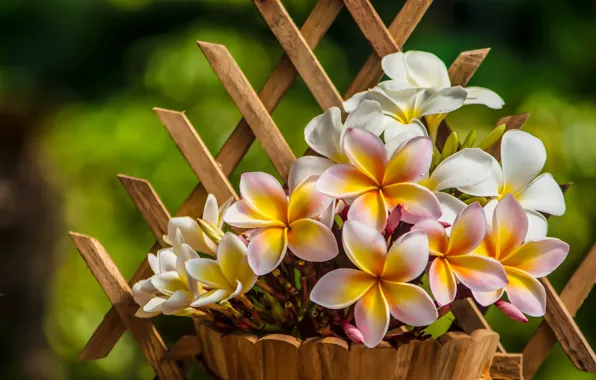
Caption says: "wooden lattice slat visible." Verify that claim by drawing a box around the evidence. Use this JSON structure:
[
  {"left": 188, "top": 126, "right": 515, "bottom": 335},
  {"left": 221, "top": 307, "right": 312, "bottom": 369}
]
[{"left": 69, "top": 1, "right": 595, "bottom": 378}]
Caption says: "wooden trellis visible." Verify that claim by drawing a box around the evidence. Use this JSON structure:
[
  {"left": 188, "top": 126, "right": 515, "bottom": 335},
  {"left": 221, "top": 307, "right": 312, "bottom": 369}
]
[{"left": 69, "top": 1, "right": 596, "bottom": 379}]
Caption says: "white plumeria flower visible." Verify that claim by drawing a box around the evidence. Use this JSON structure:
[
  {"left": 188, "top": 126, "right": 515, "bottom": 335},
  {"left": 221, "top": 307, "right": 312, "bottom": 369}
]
[
  {"left": 344, "top": 80, "right": 467, "bottom": 146},
  {"left": 134, "top": 230, "right": 203, "bottom": 317},
  {"left": 458, "top": 129, "right": 565, "bottom": 226},
  {"left": 305, "top": 100, "right": 384, "bottom": 164},
  {"left": 164, "top": 194, "right": 231, "bottom": 256},
  {"left": 186, "top": 232, "right": 257, "bottom": 307}
]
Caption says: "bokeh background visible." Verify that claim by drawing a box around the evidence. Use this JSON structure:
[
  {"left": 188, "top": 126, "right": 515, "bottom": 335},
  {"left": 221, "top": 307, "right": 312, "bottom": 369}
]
[{"left": 1, "top": 0, "right": 595, "bottom": 378}]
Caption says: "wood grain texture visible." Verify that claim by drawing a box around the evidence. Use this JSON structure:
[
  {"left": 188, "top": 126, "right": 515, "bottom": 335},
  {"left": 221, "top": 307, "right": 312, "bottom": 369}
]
[
  {"left": 69, "top": 233, "right": 184, "bottom": 379},
  {"left": 349, "top": 341, "right": 399, "bottom": 379},
  {"left": 300, "top": 337, "right": 349, "bottom": 380},
  {"left": 196, "top": 319, "right": 229, "bottom": 379},
  {"left": 488, "top": 113, "right": 531, "bottom": 161},
  {"left": 257, "top": 334, "right": 302, "bottom": 380},
  {"left": 538, "top": 277, "right": 596, "bottom": 372},
  {"left": 344, "top": 0, "right": 433, "bottom": 98},
  {"left": 253, "top": 0, "right": 343, "bottom": 111},
  {"left": 153, "top": 108, "right": 239, "bottom": 202},
  {"left": 490, "top": 353, "right": 523, "bottom": 379},
  {"left": 221, "top": 332, "right": 259, "bottom": 380},
  {"left": 166, "top": 335, "right": 201, "bottom": 360},
  {"left": 436, "top": 330, "right": 499, "bottom": 380},
  {"left": 450, "top": 298, "right": 506, "bottom": 353},
  {"left": 197, "top": 41, "right": 296, "bottom": 180},
  {"left": 342, "top": 0, "right": 399, "bottom": 58},
  {"left": 523, "top": 244, "right": 596, "bottom": 378}
]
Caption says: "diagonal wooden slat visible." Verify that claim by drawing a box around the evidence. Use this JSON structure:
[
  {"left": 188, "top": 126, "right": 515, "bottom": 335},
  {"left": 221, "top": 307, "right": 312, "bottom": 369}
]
[
  {"left": 197, "top": 41, "right": 297, "bottom": 181},
  {"left": 490, "top": 353, "right": 523, "bottom": 380},
  {"left": 70, "top": 233, "right": 185, "bottom": 379},
  {"left": 253, "top": 0, "right": 344, "bottom": 111},
  {"left": 342, "top": 0, "right": 399, "bottom": 57},
  {"left": 450, "top": 299, "right": 507, "bottom": 353},
  {"left": 344, "top": 0, "right": 433, "bottom": 98},
  {"left": 153, "top": 108, "right": 239, "bottom": 202},
  {"left": 523, "top": 243, "right": 596, "bottom": 378}
]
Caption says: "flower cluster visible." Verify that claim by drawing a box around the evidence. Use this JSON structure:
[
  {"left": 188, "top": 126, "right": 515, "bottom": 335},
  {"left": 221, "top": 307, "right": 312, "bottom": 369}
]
[{"left": 132, "top": 50, "right": 569, "bottom": 348}]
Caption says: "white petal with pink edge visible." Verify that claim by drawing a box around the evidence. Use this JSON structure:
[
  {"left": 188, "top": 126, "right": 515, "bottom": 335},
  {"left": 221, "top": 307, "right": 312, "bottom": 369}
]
[
  {"left": 501, "top": 238, "right": 569, "bottom": 278},
  {"left": 355, "top": 283, "right": 390, "bottom": 348},
  {"left": 247, "top": 227, "right": 288, "bottom": 276},
  {"left": 316, "top": 164, "right": 377, "bottom": 198},
  {"left": 240, "top": 172, "right": 288, "bottom": 223},
  {"left": 429, "top": 258, "right": 457, "bottom": 306},
  {"left": 342, "top": 220, "right": 387, "bottom": 276},
  {"left": 342, "top": 128, "right": 387, "bottom": 183},
  {"left": 447, "top": 202, "right": 486, "bottom": 256},
  {"left": 504, "top": 266, "right": 546, "bottom": 317},
  {"left": 384, "top": 136, "right": 433, "bottom": 185},
  {"left": 492, "top": 194, "right": 528, "bottom": 259},
  {"left": 347, "top": 190, "right": 388, "bottom": 232},
  {"left": 287, "top": 219, "right": 338, "bottom": 262},
  {"left": 472, "top": 288, "right": 504, "bottom": 307},
  {"left": 434, "top": 192, "right": 466, "bottom": 235},
  {"left": 310, "top": 268, "right": 376, "bottom": 309},
  {"left": 383, "top": 183, "right": 441, "bottom": 224},
  {"left": 381, "top": 281, "right": 438, "bottom": 326},
  {"left": 224, "top": 200, "right": 285, "bottom": 228},
  {"left": 383, "top": 230, "right": 429, "bottom": 282},
  {"left": 411, "top": 219, "right": 449, "bottom": 254},
  {"left": 449, "top": 254, "right": 508, "bottom": 292},
  {"left": 288, "top": 176, "right": 333, "bottom": 222}
]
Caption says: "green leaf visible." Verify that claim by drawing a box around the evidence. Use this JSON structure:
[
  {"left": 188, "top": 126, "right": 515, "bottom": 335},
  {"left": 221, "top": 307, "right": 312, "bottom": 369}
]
[
  {"left": 478, "top": 124, "right": 506, "bottom": 151},
  {"left": 464, "top": 196, "right": 488, "bottom": 206},
  {"left": 441, "top": 131, "right": 459, "bottom": 161},
  {"left": 462, "top": 129, "right": 477, "bottom": 148}
]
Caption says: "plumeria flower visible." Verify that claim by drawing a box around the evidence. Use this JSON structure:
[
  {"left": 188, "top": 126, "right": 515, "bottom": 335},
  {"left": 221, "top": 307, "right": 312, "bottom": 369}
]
[
  {"left": 412, "top": 202, "right": 508, "bottom": 306},
  {"left": 134, "top": 230, "right": 203, "bottom": 317},
  {"left": 344, "top": 80, "right": 467, "bottom": 146},
  {"left": 471, "top": 195, "right": 569, "bottom": 317},
  {"left": 316, "top": 128, "right": 441, "bottom": 231},
  {"left": 378, "top": 50, "right": 504, "bottom": 142},
  {"left": 186, "top": 232, "right": 257, "bottom": 307},
  {"left": 459, "top": 129, "right": 566, "bottom": 227},
  {"left": 311, "top": 220, "right": 438, "bottom": 348},
  {"left": 164, "top": 194, "right": 232, "bottom": 256},
  {"left": 305, "top": 100, "right": 384, "bottom": 163},
  {"left": 224, "top": 172, "right": 338, "bottom": 275}
]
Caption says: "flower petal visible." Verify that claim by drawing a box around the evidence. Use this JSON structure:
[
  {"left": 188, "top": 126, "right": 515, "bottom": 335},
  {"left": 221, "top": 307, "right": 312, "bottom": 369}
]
[
  {"left": 411, "top": 219, "right": 448, "bottom": 255},
  {"left": 403, "top": 51, "right": 451, "bottom": 88},
  {"left": 343, "top": 128, "right": 387, "bottom": 183},
  {"left": 383, "top": 118, "right": 427, "bottom": 142},
  {"left": 525, "top": 209, "right": 548, "bottom": 241},
  {"left": 344, "top": 99, "right": 386, "bottom": 137},
  {"left": 516, "top": 173, "right": 566, "bottom": 216},
  {"left": 203, "top": 194, "right": 219, "bottom": 226},
  {"left": 348, "top": 190, "right": 388, "bottom": 231},
  {"left": 447, "top": 202, "right": 486, "bottom": 256},
  {"left": 491, "top": 194, "right": 528, "bottom": 260},
  {"left": 191, "top": 288, "right": 232, "bottom": 308},
  {"left": 434, "top": 192, "right": 466, "bottom": 235},
  {"left": 240, "top": 172, "right": 288, "bottom": 224},
  {"left": 381, "top": 51, "right": 407, "bottom": 82},
  {"left": 288, "top": 176, "right": 333, "bottom": 222},
  {"left": 167, "top": 217, "right": 214, "bottom": 255},
  {"left": 384, "top": 136, "right": 433, "bottom": 185},
  {"left": 448, "top": 255, "right": 508, "bottom": 292},
  {"left": 161, "top": 289, "right": 193, "bottom": 315},
  {"left": 247, "top": 227, "right": 288, "bottom": 276},
  {"left": 457, "top": 156, "right": 503, "bottom": 197},
  {"left": 343, "top": 90, "right": 367, "bottom": 113},
  {"left": 143, "top": 297, "right": 166, "bottom": 313},
  {"left": 304, "top": 107, "right": 345, "bottom": 162},
  {"left": 501, "top": 238, "right": 569, "bottom": 278},
  {"left": 472, "top": 288, "right": 504, "bottom": 307},
  {"left": 383, "top": 183, "right": 441, "bottom": 224},
  {"left": 426, "top": 148, "right": 493, "bottom": 191},
  {"left": 501, "top": 130, "right": 546, "bottom": 193},
  {"left": 417, "top": 87, "right": 467, "bottom": 117},
  {"left": 504, "top": 267, "right": 546, "bottom": 317},
  {"left": 355, "top": 283, "right": 390, "bottom": 348},
  {"left": 148, "top": 253, "right": 160, "bottom": 274},
  {"left": 156, "top": 248, "right": 177, "bottom": 273},
  {"left": 150, "top": 271, "right": 185, "bottom": 296},
  {"left": 316, "top": 164, "right": 377, "bottom": 198},
  {"left": 385, "top": 130, "right": 427, "bottom": 159},
  {"left": 463, "top": 87, "right": 504, "bottom": 109},
  {"left": 382, "top": 230, "right": 429, "bottom": 282},
  {"left": 287, "top": 219, "right": 339, "bottom": 262},
  {"left": 310, "top": 268, "right": 376, "bottom": 309},
  {"left": 368, "top": 84, "right": 421, "bottom": 122},
  {"left": 223, "top": 200, "right": 285, "bottom": 229},
  {"left": 342, "top": 220, "right": 387, "bottom": 276},
  {"left": 217, "top": 233, "right": 257, "bottom": 293},
  {"left": 132, "top": 279, "right": 155, "bottom": 306},
  {"left": 429, "top": 258, "right": 457, "bottom": 306},
  {"left": 288, "top": 156, "right": 334, "bottom": 193},
  {"left": 185, "top": 259, "right": 230, "bottom": 289},
  {"left": 381, "top": 281, "right": 438, "bottom": 326}
]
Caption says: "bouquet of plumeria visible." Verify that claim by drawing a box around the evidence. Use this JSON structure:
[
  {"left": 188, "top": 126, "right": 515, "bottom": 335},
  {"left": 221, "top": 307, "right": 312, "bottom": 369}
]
[{"left": 132, "top": 51, "right": 568, "bottom": 348}]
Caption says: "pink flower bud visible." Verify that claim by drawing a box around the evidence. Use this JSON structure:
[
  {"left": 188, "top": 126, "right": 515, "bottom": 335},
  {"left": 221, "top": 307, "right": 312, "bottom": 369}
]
[
  {"left": 386, "top": 205, "right": 403, "bottom": 236},
  {"left": 439, "top": 221, "right": 452, "bottom": 228},
  {"left": 340, "top": 321, "right": 364, "bottom": 344},
  {"left": 437, "top": 304, "right": 452, "bottom": 318},
  {"left": 495, "top": 300, "right": 528, "bottom": 322}
]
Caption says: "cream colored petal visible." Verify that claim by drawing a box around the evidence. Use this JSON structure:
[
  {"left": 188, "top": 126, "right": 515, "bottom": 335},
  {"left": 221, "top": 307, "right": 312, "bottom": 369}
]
[
  {"left": 240, "top": 172, "right": 288, "bottom": 224},
  {"left": 342, "top": 220, "right": 387, "bottom": 276}
]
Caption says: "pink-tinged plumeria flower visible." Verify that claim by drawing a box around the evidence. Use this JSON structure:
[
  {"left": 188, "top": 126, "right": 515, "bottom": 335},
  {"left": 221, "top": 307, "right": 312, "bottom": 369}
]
[
  {"left": 412, "top": 202, "right": 508, "bottom": 306},
  {"left": 316, "top": 128, "right": 441, "bottom": 231},
  {"left": 164, "top": 194, "right": 232, "bottom": 256},
  {"left": 224, "top": 172, "right": 339, "bottom": 275},
  {"left": 310, "top": 220, "right": 438, "bottom": 348},
  {"left": 471, "top": 195, "right": 569, "bottom": 317},
  {"left": 459, "top": 130, "right": 565, "bottom": 219},
  {"left": 186, "top": 232, "right": 257, "bottom": 307}
]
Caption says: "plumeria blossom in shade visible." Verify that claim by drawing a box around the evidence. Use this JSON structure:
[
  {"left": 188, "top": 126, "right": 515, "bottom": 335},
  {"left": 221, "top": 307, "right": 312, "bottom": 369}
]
[
  {"left": 471, "top": 195, "right": 569, "bottom": 317},
  {"left": 163, "top": 194, "right": 232, "bottom": 256},
  {"left": 316, "top": 128, "right": 441, "bottom": 231},
  {"left": 459, "top": 129, "right": 565, "bottom": 227},
  {"left": 344, "top": 80, "right": 467, "bottom": 147},
  {"left": 134, "top": 230, "right": 203, "bottom": 317},
  {"left": 378, "top": 50, "right": 504, "bottom": 142},
  {"left": 310, "top": 221, "right": 438, "bottom": 348},
  {"left": 224, "top": 172, "right": 338, "bottom": 275},
  {"left": 412, "top": 202, "right": 508, "bottom": 306},
  {"left": 305, "top": 100, "right": 385, "bottom": 163},
  {"left": 186, "top": 232, "right": 257, "bottom": 307}
]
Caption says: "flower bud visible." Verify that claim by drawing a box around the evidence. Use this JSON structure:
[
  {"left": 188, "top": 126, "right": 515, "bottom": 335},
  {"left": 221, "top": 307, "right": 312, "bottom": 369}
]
[
  {"left": 196, "top": 218, "right": 224, "bottom": 245},
  {"left": 340, "top": 321, "right": 364, "bottom": 344},
  {"left": 495, "top": 299, "right": 528, "bottom": 322}
]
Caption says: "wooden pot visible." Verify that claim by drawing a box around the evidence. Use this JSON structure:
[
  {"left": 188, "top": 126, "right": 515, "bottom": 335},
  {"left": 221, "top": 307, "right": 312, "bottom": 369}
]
[{"left": 194, "top": 319, "right": 500, "bottom": 380}]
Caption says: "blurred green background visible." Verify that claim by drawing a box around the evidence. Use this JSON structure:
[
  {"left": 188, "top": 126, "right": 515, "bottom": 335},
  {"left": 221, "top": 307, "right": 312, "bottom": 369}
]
[{"left": 1, "top": 0, "right": 595, "bottom": 378}]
